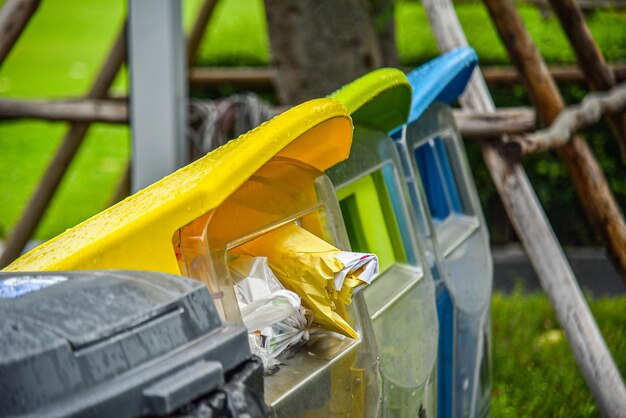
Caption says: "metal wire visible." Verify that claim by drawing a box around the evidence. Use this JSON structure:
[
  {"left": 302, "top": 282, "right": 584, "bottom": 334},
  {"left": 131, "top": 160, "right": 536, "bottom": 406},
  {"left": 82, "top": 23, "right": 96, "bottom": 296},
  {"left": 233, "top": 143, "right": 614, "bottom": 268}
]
[{"left": 187, "top": 93, "right": 275, "bottom": 158}]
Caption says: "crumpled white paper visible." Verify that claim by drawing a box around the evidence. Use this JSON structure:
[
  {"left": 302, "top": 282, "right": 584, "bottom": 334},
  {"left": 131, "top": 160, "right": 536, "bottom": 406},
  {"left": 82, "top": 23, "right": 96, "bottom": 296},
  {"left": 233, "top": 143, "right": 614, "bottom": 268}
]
[
  {"left": 229, "top": 255, "right": 312, "bottom": 369},
  {"left": 333, "top": 251, "right": 379, "bottom": 292}
]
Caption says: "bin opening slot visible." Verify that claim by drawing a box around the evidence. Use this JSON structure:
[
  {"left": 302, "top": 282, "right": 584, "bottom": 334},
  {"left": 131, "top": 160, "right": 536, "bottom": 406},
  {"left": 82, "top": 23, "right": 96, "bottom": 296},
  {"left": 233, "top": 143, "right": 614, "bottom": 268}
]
[
  {"left": 414, "top": 135, "right": 466, "bottom": 222},
  {"left": 171, "top": 158, "right": 373, "bottom": 338},
  {"left": 228, "top": 221, "right": 377, "bottom": 340},
  {"left": 336, "top": 170, "right": 407, "bottom": 274},
  {"left": 172, "top": 159, "right": 334, "bottom": 321},
  {"left": 413, "top": 133, "right": 480, "bottom": 255}
]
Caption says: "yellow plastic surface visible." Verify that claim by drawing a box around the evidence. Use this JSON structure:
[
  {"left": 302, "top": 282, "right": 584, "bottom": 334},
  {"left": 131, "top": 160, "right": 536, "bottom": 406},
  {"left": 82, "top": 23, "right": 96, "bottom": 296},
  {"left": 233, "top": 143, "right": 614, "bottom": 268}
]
[
  {"left": 5, "top": 98, "right": 353, "bottom": 273},
  {"left": 231, "top": 223, "right": 368, "bottom": 339}
]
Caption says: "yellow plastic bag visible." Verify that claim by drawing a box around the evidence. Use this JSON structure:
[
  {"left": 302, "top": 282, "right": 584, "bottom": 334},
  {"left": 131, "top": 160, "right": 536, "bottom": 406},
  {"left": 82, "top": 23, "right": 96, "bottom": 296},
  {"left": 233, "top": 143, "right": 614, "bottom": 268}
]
[{"left": 231, "top": 223, "right": 376, "bottom": 339}]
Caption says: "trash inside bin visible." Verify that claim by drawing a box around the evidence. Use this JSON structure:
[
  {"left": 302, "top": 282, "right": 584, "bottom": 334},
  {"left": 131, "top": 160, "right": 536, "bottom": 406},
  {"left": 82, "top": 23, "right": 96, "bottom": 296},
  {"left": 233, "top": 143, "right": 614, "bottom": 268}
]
[
  {"left": 232, "top": 223, "right": 378, "bottom": 339},
  {"left": 0, "top": 270, "right": 266, "bottom": 418},
  {"left": 4, "top": 99, "right": 383, "bottom": 417},
  {"left": 173, "top": 153, "right": 382, "bottom": 416},
  {"left": 329, "top": 68, "right": 439, "bottom": 418},
  {"left": 391, "top": 47, "right": 493, "bottom": 418},
  {"left": 229, "top": 255, "right": 312, "bottom": 369}
]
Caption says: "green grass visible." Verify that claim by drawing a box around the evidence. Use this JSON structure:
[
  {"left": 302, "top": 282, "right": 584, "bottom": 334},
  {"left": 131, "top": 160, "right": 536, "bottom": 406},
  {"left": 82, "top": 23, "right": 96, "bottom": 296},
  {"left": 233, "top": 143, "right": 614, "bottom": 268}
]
[
  {"left": 491, "top": 289, "right": 626, "bottom": 417},
  {"left": 0, "top": 0, "right": 202, "bottom": 239},
  {"left": 0, "top": 0, "right": 129, "bottom": 239},
  {"left": 441, "top": 3, "right": 625, "bottom": 65},
  {"left": 197, "top": 0, "right": 269, "bottom": 66},
  {"left": 193, "top": 2, "right": 626, "bottom": 67}
]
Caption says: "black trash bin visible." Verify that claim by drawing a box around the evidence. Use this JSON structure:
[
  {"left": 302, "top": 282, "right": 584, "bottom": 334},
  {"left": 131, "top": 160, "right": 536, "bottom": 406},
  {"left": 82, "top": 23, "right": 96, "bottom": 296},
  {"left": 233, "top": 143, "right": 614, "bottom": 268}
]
[{"left": 0, "top": 270, "right": 267, "bottom": 418}]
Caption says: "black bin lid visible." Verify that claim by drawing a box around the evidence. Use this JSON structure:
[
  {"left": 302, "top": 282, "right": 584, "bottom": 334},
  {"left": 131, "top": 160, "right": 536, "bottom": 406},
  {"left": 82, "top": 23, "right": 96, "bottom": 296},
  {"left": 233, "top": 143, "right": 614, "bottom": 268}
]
[{"left": 0, "top": 270, "right": 250, "bottom": 418}]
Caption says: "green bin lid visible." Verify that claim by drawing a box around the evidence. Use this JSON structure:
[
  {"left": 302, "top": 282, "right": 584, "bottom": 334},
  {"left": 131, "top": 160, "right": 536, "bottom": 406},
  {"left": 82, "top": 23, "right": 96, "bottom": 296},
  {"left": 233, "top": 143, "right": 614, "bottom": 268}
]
[{"left": 329, "top": 68, "right": 412, "bottom": 132}]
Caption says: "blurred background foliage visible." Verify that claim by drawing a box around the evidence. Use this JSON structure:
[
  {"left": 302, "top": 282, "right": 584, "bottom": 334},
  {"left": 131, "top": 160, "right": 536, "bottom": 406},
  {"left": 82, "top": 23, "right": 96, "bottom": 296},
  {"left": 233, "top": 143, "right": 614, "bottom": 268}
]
[{"left": 1, "top": 0, "right": 625, "bottom": 245}]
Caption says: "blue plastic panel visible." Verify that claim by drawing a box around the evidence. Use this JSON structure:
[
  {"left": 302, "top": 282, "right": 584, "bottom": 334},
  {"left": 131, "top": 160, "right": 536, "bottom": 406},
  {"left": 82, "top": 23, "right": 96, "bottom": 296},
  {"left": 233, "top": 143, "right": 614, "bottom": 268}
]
[
  {"left": 392, "top": 47, "right": 493, "bottom": 418},
  {"left": 415, "top": 139, "right": 464, "bottom": 221}
]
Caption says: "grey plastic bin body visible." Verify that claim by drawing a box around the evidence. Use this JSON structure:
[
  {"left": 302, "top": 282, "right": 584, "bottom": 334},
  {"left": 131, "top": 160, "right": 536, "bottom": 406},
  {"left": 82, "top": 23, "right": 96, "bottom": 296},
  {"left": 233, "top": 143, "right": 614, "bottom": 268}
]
[
  {"left": 328, "top": 126, "right": 438, "bottom": 418},
  {"left": 0, "top": 270, "right": 266, "bottom": 418},
  {"left": 393, "top": 46, "right": 493, "bottom": 418}
]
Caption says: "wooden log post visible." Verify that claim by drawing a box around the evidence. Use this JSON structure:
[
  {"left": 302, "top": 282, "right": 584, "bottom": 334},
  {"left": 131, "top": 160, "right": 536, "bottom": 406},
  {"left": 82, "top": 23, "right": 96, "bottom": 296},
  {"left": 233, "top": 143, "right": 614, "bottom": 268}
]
[
  {"left": 5, "top": 85, "right": 622, "bottom": 154},
  {"left": 184, "top": 64, "right": 626, "bottom": 90},
  {"left": 483, "top": 0, "right": 626, "bottom": 282},
  {"left": 548, "top": 0, "right": 626, "bottom": 158},
  {"left": 482, "top": 64, "right": 626, "bottom": 87},
  {"left": 188, "top": 67, "right": 276, "bottom": 89},
  {"left": 0, "top": 23, "right": 127, "bottom": 268},
  {"left": 422, "top": 0, "right": 626, "bottom": 416},
  {"left": 0, "top": 98, "right": 129, "bottom": 124},
  {"left": 454, "top": 107, "right": 536, "bottom": 138},
  {"left": 0, "top": 95, "right": 538, "bottom": 140},
  {"left": 0, "top": 0, "right": 41, "bottom": 64}
]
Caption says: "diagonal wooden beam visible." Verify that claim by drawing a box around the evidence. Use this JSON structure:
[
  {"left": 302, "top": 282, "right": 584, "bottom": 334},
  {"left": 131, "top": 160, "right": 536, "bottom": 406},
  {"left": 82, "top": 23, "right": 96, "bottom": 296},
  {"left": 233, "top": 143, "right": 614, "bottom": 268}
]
[
  {"left": 2, "top": 0, "right": 218, "bottom": 263},
  {"left": 548, "top": 0, "right": 626, "bottom": 158},
  {"left": 484, "top": 0, "right": 626, "bottom": 282},
  {"left": 423, "top": 0, "right": 626, "bottom": 416},
  {"left": 0, "top": 22, "right": 127, "bottom": 268},
  {"left": 187, "top": 0, "right": 219, "bottom": 67},
  {"left": 0, "top": 0, "right": 41, "bottom": 65}
]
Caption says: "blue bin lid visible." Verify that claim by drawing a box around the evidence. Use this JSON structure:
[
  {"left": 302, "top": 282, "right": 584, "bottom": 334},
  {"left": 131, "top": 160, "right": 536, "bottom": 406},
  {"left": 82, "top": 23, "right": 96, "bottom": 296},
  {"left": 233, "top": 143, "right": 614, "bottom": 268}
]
[{"left": 391, "top": 47, "right": 477, "bottom": 135}]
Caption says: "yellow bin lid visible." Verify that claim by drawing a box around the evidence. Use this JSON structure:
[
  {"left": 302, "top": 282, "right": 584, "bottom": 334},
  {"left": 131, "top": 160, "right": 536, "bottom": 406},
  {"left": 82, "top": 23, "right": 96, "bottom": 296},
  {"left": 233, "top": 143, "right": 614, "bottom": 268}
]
[{"left": 5, "top": 98, "right": 353, "bottom": 274}]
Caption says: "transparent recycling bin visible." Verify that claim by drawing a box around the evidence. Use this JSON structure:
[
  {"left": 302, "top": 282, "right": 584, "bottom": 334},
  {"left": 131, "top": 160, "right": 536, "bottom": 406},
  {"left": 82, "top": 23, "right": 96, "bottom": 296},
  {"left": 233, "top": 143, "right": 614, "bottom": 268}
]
[
  {"left": 171, "top": 155, "right": 383, "bottom": 416},
  {"left": 328, "top": 69, "right": 439, "bottom": 418},
  {"left": 0, "top": 270, "right": 265, "bottom": 418},
  {"left": 5, "top": 99, "right": 382, "bottom": 417},
  {"left": 392, "top": 47, "right": 493, "bottom": 418}
]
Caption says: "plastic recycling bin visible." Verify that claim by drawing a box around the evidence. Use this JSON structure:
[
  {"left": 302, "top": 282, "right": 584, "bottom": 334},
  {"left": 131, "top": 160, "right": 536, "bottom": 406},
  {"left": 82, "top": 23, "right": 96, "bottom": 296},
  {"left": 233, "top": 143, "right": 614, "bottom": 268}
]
[
  {"left": 391, "top": 47, "right": 493, "bottom": 418},
  {"left": 327, "top": 69, "right": 439, "bottom": 418},
  {"left": 4, "top": 99, "right": 383, "bottom": 417},
  {"left": 0, "top": 270, "right": 265, "bottom": 418}
]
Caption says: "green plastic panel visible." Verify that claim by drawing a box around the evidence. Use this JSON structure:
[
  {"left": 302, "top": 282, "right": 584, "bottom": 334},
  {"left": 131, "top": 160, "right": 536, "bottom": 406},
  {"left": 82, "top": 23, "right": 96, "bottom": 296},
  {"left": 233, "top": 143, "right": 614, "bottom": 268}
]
[
  {"left": 329, "top": 68, "right": 412, "bottom": 133},
  {"left": 336, "top": 171, "right": 407, "bottom": 273}
]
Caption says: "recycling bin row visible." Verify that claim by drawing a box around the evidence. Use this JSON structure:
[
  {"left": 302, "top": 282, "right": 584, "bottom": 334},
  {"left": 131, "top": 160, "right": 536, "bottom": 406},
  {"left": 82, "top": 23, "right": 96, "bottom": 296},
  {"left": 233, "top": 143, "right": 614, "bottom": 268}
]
[{"left": 1, "top": 47, "right": 492, "bottom": 418}]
